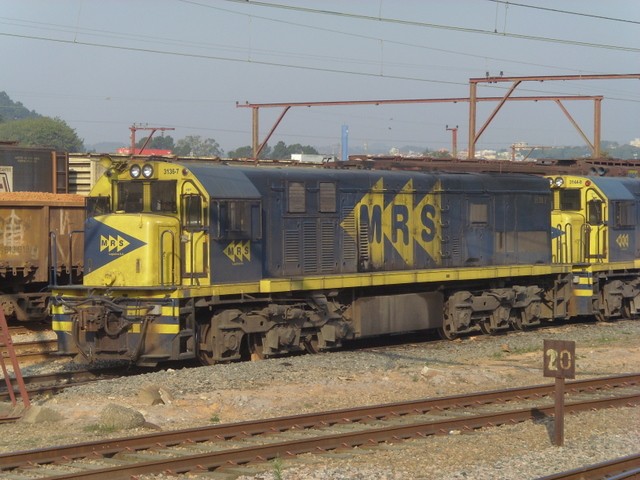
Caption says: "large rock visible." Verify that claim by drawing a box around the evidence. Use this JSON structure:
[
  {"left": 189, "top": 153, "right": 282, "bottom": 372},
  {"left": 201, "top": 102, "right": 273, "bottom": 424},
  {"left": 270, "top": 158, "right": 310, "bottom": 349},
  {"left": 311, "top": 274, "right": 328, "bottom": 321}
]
[
  {"left": 99, "top": 404, "right": 146, "bottom": 430},
  {"left": 138, "top": 384, "right": 174, "bottom": 406},
  {"left": 21, "top": 406, "right": 63, "bottom": 424}
]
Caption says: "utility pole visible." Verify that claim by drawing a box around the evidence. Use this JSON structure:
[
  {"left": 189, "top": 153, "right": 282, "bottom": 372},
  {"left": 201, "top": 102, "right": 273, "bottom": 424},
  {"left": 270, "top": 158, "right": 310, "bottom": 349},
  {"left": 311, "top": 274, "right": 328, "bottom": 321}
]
[
  {"left": 129, "top": 124, "right": 175, "bottom": 154},
  {"left": 446, "top": 125, "right": 458, "bottom": 158}
]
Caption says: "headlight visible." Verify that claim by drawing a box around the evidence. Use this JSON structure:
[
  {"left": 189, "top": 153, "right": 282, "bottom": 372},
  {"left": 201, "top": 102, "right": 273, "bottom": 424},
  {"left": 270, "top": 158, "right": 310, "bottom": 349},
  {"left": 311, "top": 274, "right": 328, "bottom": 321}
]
[
  {"left": 142, "top": 163, "right": 154, "bottom": 178},
  {"left": 554, "top": 177, "right": 564, "bottom": 188},
  {"left": 129, "top": 164, "right": 141, "bottom": 178}
]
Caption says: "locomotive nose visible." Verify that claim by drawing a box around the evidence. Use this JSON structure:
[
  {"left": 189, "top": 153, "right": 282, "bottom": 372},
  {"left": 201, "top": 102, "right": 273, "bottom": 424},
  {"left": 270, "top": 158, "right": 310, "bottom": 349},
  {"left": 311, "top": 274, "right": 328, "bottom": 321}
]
[{"left": 84, "top": 215, "right": 180, "bottom": 288}]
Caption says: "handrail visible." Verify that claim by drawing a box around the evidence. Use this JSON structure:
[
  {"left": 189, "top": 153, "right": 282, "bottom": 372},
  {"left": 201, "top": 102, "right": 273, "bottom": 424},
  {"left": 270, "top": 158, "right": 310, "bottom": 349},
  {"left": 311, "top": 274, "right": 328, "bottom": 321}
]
[
  {"left": 69, "top": 230, "right": 84, "bottom": 285},
  {"left": 159, "top": 229, "right": 176, "bottom": 286},
  {"left": 48, "top": 231, "right": 58, "bottom": 287}
]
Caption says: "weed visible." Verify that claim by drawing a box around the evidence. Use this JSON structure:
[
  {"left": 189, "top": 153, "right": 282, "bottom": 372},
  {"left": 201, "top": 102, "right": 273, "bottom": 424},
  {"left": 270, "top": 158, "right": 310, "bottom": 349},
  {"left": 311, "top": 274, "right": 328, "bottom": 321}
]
[
  {"left": 272, "top": 456, "right": 284, "bottom": 480},
  {"left": 210, "top": 413, "right": 220, "bottom": 423},
  {"left": 83, "top": 423, "right": 119, "bottom": 434}
]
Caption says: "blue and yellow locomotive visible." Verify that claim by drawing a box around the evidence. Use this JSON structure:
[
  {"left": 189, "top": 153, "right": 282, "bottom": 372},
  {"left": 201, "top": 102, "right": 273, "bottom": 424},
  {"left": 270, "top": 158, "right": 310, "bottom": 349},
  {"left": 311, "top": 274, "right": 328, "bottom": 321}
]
[{"left": 51, "top": 157, "right": 640, "bottom": 366}]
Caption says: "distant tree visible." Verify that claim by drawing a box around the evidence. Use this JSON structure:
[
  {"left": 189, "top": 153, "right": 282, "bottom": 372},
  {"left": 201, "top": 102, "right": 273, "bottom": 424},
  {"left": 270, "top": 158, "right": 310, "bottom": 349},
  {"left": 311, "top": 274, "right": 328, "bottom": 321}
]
[
  {"left": 267, "top": 141, "right": 318, "bottom": 159},
  {"left": 0, "top": 117, "right": 84, "bottom": 151},
  {"left": 270, "top": 141, "right": 290, "bottom": 159},
  {"left": 0, "top": 91, "right": 40, "bottom": 123},
  {"left": 227, "top": 144, "right": 272, "bottom": 159},
  {"left": 136, "top": 135, "right": 175, "bottom": 150},
  {"left": 290, "top": 143, "right": 319, "bottom": 155},
  {"left": 174, "top": 136, "right": 223, "bottom": 157},
  {"left": 227, "top": 145, "right": 254, "bottom": 158},
  {"left": 422, "top": 148, "right": 453, "bottom": 159}
]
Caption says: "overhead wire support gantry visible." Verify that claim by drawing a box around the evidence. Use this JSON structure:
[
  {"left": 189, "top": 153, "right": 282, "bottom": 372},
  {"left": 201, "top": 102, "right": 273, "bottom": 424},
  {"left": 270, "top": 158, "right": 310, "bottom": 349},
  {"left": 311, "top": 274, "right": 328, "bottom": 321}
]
[
  {"left": 467, "top": 73, "right": 640, "bottom": 159},
  {"left": 237, "top": 73, "right": 639, "bottom": 161},
  {"left": 237, "top": 94, "right": 604, "bottom": 161}
]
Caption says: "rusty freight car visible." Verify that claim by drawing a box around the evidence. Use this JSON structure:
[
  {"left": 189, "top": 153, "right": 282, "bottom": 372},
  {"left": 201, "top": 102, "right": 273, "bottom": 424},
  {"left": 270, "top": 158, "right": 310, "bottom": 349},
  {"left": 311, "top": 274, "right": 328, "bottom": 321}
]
[
  {"left": 0, "top": 192, "right": 84, "bottom": 321},
  {"left": 0, "top": 143, "right": 70, "bottom": 193}
]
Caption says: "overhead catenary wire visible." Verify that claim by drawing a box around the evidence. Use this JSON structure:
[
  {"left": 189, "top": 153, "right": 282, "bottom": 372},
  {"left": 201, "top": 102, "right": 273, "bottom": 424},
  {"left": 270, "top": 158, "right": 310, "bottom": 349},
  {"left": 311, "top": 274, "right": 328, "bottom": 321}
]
[
  {"left": 485, "top": 0, "right": 640, "bottom": 26},
  {"left": 206, "top": 0, "right": 640, "bottom": 53}
]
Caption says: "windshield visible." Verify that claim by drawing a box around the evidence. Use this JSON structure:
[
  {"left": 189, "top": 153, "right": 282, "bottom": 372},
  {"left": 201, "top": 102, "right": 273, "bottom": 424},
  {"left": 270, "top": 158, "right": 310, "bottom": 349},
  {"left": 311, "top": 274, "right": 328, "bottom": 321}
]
[
  {"left": 114, "top": 180, "right": 177, "bottom": 213},
  {"left": 86, "top": 196, "right": 110, "bottom": 218}
]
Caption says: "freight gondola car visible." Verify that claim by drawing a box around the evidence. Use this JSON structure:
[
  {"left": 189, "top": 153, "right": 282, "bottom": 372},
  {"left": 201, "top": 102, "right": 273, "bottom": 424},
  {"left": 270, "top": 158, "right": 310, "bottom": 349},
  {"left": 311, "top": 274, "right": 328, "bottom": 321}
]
[
  {"left": 0, "top": 192, "right": 84, "bottom": 321},
  {"left": 50, "top": 157, "right": 639, "bottom": 366},
  {"left": 0, "top": 144, "right": 83, "bottom": 322}
]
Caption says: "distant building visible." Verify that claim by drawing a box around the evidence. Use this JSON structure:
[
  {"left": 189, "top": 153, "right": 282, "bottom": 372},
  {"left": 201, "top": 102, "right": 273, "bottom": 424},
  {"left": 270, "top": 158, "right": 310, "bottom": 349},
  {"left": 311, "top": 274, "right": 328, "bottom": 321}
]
[
  {"left": 290, "top": 154, "right": 336, "bottom": 163},
  {"left": 475, "top": 149, "right": 497, "bottom": 160}
]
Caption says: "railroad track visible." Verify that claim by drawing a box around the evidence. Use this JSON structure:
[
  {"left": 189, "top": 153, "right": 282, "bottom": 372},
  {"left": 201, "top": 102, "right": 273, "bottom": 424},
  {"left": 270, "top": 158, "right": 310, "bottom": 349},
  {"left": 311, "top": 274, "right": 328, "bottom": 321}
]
[
  {"left": 6, "top": 338, "right": 58, "bottom": 363},
  {"left": 539, "top": 453, "right": 640, "bottom": 479},
  {"left": 1, "top": 374, "right": 638, "bottom": 479},
  {"left": 0, "top": 369, "right": 122, "bottom": 404}
]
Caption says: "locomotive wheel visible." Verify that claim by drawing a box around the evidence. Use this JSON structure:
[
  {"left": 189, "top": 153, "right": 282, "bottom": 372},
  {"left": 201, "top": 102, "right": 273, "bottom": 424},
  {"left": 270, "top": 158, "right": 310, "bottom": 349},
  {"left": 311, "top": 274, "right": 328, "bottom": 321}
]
[
  {"left": 594, "top": 308, "right": 608, "bottom": 322},
  {"left": 249, "top": 334, "right": 264, "bottom": 360},
  {"left": 303, "top": 335, "right": 320, "bottom": 354},
  {"left": 479, "top": 320, "right": 497, "bottom": 335},
  {"left": 438, "top": 314, "right": 458, "bottom": 340},
  {"left": 510, "top": 310, "right": 527, "bottom": 331},
  {"left": 197, "top": 324, "right": 217, "bottom": 366},
  {"left": 622, "top": 299, "right": 636, "bottom": 320}
]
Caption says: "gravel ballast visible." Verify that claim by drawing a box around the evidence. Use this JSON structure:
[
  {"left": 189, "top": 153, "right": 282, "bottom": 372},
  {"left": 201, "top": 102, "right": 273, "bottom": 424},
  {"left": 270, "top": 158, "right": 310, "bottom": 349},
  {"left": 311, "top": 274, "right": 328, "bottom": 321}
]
[{"left": 1, "top": 319, "right": 639, "bottom": 479}]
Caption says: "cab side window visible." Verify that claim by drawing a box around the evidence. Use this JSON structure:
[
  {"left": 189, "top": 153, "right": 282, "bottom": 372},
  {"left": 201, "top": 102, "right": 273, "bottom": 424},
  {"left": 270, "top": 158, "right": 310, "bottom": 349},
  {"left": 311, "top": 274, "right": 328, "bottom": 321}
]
[
  {"left": 86, "top": 195, "right": 110, "bottom": 218},
  {"left": 587, "top": 200, "right": 603, "bottom": 225},
  {"left": 212, "top": 200, "right": 261, "bottom": 240},
  {"left": 182, "top": 194, "right": 202, "bottom": 229},
  {"left": 614, "top": 201, "right": 634, "bottom": 228}
]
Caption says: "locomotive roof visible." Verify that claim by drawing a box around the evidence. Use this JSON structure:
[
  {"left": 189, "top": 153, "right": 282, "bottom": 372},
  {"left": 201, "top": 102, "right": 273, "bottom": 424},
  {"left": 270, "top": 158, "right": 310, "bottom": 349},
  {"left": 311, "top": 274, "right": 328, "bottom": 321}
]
[
  {"left": 588, "top": 176, "right": 639, "bottom": 200},
  {"left": 176, "top": 160, "right": 548, "bottom": 197},
  {"left": 176, "top": 161, "right": 261, "bottom": 199}
]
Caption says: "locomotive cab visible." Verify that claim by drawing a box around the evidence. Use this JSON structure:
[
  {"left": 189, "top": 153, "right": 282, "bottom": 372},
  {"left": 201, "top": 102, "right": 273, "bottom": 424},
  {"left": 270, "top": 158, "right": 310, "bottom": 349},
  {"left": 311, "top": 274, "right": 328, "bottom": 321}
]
[
  {"left": 549, "top": 176, "right": 608, "bottom": 264},
  {"left": 82, "top": 163, "right": 198, "bottom": 287}
]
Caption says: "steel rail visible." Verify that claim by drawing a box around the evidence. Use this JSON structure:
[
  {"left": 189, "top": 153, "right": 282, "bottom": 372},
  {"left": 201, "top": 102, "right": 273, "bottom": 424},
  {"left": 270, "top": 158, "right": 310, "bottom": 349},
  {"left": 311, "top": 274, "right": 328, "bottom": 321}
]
[
  {"left": 1, "top": 374, "right": 637, "bottom": 471},
  {"left": 538, "top": 453, "right": 640, "bottom": 480},
  {"left": 0, "top": 370, "right": 121, "bottom": 402},
  {"left": 15, "top": 393, "right": 640, "bottom": 480},
  {"left": 8, "top": 339, "right": 58, "bottom": 364}
]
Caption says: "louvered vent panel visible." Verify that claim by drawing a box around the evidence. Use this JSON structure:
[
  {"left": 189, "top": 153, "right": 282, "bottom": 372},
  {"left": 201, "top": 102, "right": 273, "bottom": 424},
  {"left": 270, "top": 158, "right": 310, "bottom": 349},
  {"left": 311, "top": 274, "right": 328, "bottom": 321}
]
[
  {"left": 284, "top": 230, "right": 300, "bottom": 264},
  {"left": 302, "top": 221, "right": 318, "bottom": 274},
  {"left": 320, "top": 221, "right": 336, "bottom": 273},
  {"left": 341, "top": 207, "right": 357, "bottom": 263},
  {"left": 358, "top": 218, "right": 370, "bottom": 263},
  {"left": 451, "top": 236, "right": 460, "bottom": 260}
]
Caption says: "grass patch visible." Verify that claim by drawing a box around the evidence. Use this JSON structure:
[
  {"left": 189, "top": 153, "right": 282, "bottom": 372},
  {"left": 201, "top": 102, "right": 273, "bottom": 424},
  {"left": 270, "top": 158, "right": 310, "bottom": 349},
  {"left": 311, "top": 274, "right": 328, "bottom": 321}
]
[
  {"left": 83, "top": 423, "right": 119, "bottom": 434},
  {"left": 271, "top": 456, "right": 284, "bottom": 480}
]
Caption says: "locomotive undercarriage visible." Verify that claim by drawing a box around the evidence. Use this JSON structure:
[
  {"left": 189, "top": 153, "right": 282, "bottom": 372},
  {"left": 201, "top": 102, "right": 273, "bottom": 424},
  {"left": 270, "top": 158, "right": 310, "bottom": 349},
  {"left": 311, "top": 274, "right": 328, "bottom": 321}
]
[
  {"left": 438, "top": 276, "right": 575, "bottom": 340},
  {"left": 593, "top": 274, "right": 640, "bottom": 322},
  {"left": 60, "top": 271, "right": 640, "bottom": 367},
  {"left": 195, "top": 293, "right": 353, "bottom": 365}
]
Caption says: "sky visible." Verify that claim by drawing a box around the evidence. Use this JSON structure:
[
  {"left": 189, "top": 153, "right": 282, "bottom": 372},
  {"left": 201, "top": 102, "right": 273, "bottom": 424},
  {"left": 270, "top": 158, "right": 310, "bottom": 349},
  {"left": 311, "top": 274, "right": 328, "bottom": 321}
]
[{"left": 0, "top": 0, "right": 639, "bottom": 155}]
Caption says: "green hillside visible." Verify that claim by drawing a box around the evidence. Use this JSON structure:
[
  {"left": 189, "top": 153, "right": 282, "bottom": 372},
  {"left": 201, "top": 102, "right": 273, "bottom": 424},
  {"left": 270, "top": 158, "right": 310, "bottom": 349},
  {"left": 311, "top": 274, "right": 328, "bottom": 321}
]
[{"left": 0, "top": 91, "right": 41, "bottom": 123}]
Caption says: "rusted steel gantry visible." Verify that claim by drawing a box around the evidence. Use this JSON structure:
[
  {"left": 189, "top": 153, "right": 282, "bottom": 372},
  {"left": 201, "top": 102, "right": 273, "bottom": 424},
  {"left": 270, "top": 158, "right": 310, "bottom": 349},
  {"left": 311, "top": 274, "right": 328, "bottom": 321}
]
[
  {"left": 468, "top": 73, "right": 640, "bottom": 160},
  {"left": 238, "top": 73, "right": 639, "bottom": 161},
  {"left": 237, "top": 95, "right": 602, "bottom": 161}
]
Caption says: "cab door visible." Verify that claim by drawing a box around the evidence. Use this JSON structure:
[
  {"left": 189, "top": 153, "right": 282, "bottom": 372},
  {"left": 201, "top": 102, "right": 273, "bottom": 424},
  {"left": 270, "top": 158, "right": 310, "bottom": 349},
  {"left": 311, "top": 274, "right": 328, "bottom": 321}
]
[
  {"left": 552, "top": 186, "right": 605, "bottom": 264},
  {"left": 181, "top": 194, "right": 208, "bottom": 284},
  {"left": 584, "top": 190, "right": 607, "bottom": 263}
]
